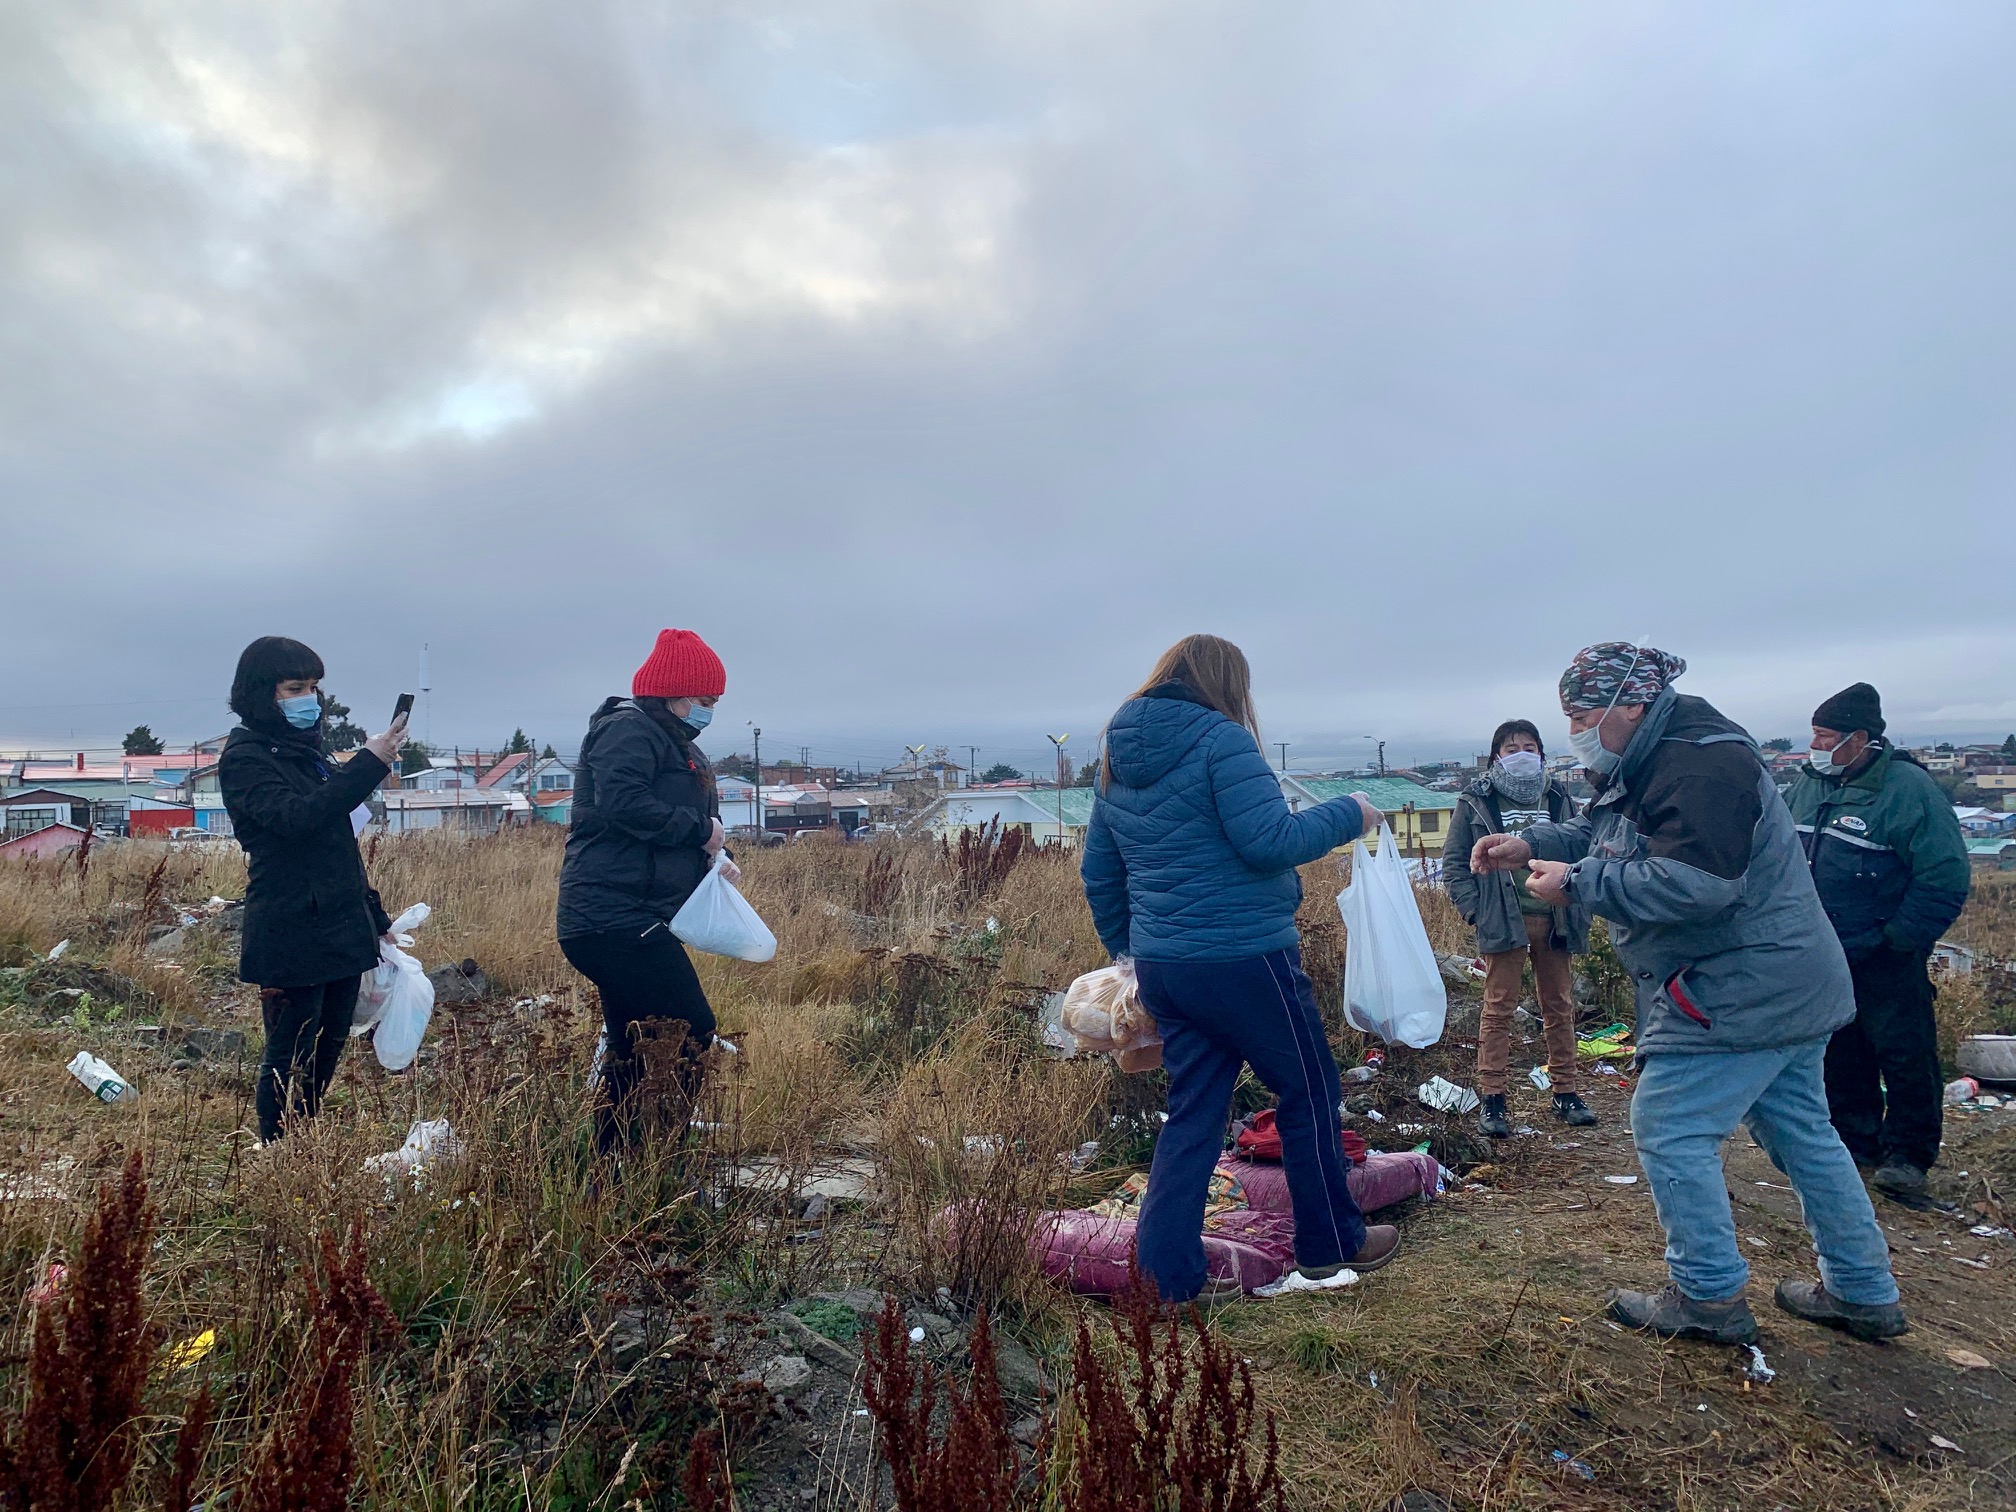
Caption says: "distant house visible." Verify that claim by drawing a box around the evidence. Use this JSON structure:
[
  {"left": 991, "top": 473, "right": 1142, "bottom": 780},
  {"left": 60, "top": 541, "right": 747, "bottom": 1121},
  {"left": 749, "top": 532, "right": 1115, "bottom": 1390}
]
[
  {"left": 1955, "top": 807, "right": 2016, "bottom": 838},
  {"left": 923, "top": 786, "right": 1094, "bottom": 849},
  {"left": 1280, "top": 775, "right": 1458, "bottom": 857},
  {"left": 477, "top": 752, "right": 534, "bottom": 790},
  {"left": 717, "top": 775, "right": 757, "bottom": 829},
  {"left": 377, "top": 789, "right": 530, "bottom": 835},
  {"left": 0, "top": 822, "right": 88, "bottom": 860},
  {"left": 1967, "top": 837, "right": 2016, "bottom": 871},
  {"left": 532, "top": 790, "right": 573, "bottom": 826},
  {"left": 1970, "top": 766, "right": 2016, "bottom": 793},
  {"left": 1, "top": 789, "right": 96, "bottom": 839},
  {"left": 528, "top": 756, "right": 576, "bottom": 793}
]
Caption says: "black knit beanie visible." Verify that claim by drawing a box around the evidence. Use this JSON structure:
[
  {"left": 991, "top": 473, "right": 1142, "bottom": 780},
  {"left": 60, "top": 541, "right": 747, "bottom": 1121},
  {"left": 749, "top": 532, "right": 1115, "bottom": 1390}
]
[{"left": 1812, "top": 682, "right": 1884, "bottom": 738}]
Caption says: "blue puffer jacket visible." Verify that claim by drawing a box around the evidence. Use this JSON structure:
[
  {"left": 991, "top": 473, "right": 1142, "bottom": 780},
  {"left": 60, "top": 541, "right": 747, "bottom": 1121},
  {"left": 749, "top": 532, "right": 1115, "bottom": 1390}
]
[{"left": 1080, "top": 682, "right": 1368, "bottom": 962}]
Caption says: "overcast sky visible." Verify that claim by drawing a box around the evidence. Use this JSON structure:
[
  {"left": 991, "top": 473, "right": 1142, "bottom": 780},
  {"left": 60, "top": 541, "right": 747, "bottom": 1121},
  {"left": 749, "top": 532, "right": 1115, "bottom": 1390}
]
[{"left": 3, "top": 2, "right": 2011, "bottom": 775}]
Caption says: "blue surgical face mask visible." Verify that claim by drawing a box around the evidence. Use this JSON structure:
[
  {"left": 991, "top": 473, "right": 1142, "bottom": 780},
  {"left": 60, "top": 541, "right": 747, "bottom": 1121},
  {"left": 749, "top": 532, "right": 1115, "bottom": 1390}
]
[
  {"left": 682, "top": 702, "right": 714, "bottom": 730},
  {"left": 278, "top": 693, "right": 322, "bottom": 729}
]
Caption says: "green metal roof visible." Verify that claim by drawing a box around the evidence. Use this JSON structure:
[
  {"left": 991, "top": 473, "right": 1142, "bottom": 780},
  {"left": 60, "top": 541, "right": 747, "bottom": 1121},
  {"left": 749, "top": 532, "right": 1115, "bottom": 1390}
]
[
  {"left": 1967, "top": 837, "right": 2016, "bottom": 853},
  {"left": 1291, "top": 776, "right": 1457, "bottom": 811}
]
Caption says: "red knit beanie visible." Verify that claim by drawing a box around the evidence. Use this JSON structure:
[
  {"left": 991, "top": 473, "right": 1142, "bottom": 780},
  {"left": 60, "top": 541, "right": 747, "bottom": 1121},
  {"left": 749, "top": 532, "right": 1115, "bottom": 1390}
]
[{"left": 632, "top": 629, "right": 726, "bottom": 699}]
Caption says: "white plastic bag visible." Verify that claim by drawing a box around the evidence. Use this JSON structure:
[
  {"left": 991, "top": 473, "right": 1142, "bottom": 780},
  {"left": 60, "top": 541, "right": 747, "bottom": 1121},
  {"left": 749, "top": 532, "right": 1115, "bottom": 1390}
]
[
  {"left": 1059, "top": 961, "right": 1163, "bottom": 1072},
  {"left": 362, "top": 1118, "right": 464, "bottom": 1179},
  {"left": 1338, "top": 823, "right": 1447, "bottom": 1049},
  {"left": 354, "top": 903, "right": 431, "bottom": 1037},
  {"left": 669, "top": 858, "right": 777, "bottom": 962}
]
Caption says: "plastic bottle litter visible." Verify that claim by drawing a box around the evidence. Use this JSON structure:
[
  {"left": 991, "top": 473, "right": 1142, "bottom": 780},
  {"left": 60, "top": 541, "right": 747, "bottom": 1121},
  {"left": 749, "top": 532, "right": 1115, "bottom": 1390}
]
[
  {"left": 1944, "top": 1077, "right": 1980, "bottom": 1105},
  {"left": 1528, "top": 1066, "right": 1552, "bottom": 1091},
  {"left": 1741, "top": 1344, "right": 1775, "bottom": 1383},
  {"left": 67, "top": 1051, "right": 134, "bottom": 1103}
]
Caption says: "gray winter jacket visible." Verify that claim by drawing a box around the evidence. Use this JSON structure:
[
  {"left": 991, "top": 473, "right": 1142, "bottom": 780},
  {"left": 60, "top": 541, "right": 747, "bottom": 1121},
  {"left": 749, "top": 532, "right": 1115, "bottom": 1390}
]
[
  {"left": 1441, "top": 777, "right": 1590, "bottom": 957},
  {"left": 1520, "top": 691, "right": 1853, "bottom": 1057}
]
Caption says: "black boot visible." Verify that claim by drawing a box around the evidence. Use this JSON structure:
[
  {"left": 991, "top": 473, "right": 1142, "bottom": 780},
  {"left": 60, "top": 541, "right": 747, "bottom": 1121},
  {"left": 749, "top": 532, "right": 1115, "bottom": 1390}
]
[
  {"left": 1477, "top": 1093, "right": 1511, "bottom": 1139},
  {"left": 1552, "top": 1092, "right": 1598, "bottom": 1127}
]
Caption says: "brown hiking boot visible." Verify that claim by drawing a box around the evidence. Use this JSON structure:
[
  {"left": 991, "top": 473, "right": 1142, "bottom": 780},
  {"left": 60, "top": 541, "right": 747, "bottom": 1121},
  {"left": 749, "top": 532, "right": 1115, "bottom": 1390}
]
[
  {"left": 1773, "top": 1279, "right": 1909, "bottom": 1341},
  {"left": 1606, "top": 1284, "right": 1757, "bottom": 1344},
  {"left": 1347, "top": 1224, "right": 1401, "bottom": 1274}
]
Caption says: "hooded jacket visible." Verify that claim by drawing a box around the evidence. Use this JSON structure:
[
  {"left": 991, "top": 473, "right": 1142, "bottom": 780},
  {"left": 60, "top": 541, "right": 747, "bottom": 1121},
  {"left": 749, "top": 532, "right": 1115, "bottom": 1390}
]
[
  {"left": 1521, "top": 690, "right": 1853, "bottom": 1056},
  {"left": 1442, "top": 776, "right": 1590, "bottom": 957},
  {"left": 218, "top": 721, "right": 392, "bottom": 987},
  {"left": 1079, "top": 682, "right": 1367, "bottom": 962},
  {"left": 557, "top": 698, "right": 719, "bottom": 939},
  {"left": 1784, "top": 744, "right": 1970, "bottom": 959}
]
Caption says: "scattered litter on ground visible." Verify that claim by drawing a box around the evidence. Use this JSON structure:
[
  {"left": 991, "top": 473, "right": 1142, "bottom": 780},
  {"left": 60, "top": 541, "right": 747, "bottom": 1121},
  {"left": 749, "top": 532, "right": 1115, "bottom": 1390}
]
[
  {"left": 46, "top": 940, "right": 69, "bottom": 961},
  {"left": 27, "top": 1263, "right": 65, "bottom": 1305},
  {"left": 163, "top": 1329, "right": 216, "bottom": 1371},
  {"left": 363, "top": 1118, "right": 465, "bottom": 1181},
  {"left": 1364, "top": 1108, "right": 1386, "bottom": 1122},
  {"left": 1552, "top": 1140, "right": 1582, "bottom": 1150},
  {"left": 1946, "top": 1348, "right": 1993, "bottom": 1370},
  {"left": 67, "top": 1051, "right": 134, "bottom": 1103},
  {"left": 1968, "top": 1224, "right": 2011, "bottom": 1239},
  {"left": 907, "top": 1325, "right": 926, "bottom": 1343},
  {"left": 1603, "top": 1175, "right": 1639, "bottom": 1185},
  {"left": 1416, "top": 1076, "right": 1480, "bottom": 1115},
  {"left": 1528, "top": 1066, "right": 1552, "bottom": 1090},
  {"left": 1742, "top": 1345, "right": 1775, "bottom": 1383},
  {"left": 1551, "top": 1450, "right": 1596, "bottom": 1481},
  {"left": 1930, "top": 1435, "right": 1963, "bottom": 1453},
  {"left": 1514, "top": 1126, "right": 1539, "bottom": 1136},
  {"left": 1576, "top": 1022, "right": 1632, "bottom": 1058}
]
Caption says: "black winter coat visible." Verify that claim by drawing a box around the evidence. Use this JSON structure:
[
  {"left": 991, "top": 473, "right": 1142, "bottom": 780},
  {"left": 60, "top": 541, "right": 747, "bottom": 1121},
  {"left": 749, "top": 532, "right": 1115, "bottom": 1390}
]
[
  {"left": 557, "top": 699, "right": 719, "bottom": 939},
  {"left": 219, "top": 723, "right": 392, "bottom": 987}
]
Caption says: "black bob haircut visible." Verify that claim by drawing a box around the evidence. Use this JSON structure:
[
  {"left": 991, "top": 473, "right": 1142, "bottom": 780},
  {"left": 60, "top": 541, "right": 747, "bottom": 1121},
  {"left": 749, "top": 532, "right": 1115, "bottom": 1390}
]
[
  {"left": 230, "top": 636, "right": 324, "bottom": 722},
  {"left": 1488, "top": 718, "right": 1545, "bottom": 760}
]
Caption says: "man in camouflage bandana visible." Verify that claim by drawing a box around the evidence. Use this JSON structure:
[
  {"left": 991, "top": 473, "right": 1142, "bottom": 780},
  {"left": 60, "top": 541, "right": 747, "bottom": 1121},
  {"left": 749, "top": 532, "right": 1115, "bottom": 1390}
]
[{"left": 1470, "top": 644, "right": 1906, "bottom": 1346}]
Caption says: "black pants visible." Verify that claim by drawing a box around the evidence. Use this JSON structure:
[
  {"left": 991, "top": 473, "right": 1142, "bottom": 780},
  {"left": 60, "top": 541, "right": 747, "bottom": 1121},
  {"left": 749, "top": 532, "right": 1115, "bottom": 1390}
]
[
  {"left": 257, "top": 975, "right": 361, "bottom": 1143},
  {"left": 1824, "top": 948, "right": 1942, "bottom": 1171},
  {"left": 561, "top": 927, "right": 716, "bottom": 1155}
]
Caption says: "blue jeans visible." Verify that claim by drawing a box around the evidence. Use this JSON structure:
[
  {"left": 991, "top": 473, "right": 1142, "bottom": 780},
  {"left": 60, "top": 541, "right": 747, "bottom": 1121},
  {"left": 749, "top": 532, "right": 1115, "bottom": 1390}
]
[
  {"left": 1633, "top": 1040, "right": 1898, "bottom": 1306},
  {"left": 1134, "top": 949, "right": 1367, "bottom": 1303}
]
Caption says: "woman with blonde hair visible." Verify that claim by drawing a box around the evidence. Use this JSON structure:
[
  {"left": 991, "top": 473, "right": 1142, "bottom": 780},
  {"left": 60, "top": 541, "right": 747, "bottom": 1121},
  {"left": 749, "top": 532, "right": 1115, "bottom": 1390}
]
[{"left": 1081, "top": 634, "right": 1403, "bottom": 1301}]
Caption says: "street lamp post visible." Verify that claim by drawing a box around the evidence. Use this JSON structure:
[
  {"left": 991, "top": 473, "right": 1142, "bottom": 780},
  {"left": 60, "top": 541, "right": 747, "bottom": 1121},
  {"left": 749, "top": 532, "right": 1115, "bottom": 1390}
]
[{"left": 1048, "top": 733, "right": 1070, "bottom": 846}]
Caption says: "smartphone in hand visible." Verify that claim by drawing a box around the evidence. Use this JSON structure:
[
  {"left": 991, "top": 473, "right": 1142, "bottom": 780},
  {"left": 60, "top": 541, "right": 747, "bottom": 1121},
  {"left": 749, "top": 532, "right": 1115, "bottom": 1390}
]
[{"left": 393, "top": 693, "right": 415, "bottom": 723}]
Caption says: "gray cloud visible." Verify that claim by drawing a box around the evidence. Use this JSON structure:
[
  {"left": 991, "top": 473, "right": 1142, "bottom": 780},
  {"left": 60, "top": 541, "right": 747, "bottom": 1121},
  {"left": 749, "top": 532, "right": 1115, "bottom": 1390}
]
[{"left": 3, "top": 1, "right": 2011, "bottom": 769}]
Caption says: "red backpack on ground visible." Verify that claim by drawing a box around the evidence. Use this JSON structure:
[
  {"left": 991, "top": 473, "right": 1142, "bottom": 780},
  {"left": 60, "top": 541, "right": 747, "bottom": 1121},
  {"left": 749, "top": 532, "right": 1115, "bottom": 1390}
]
[{"left": 1233, "top": 1109, "right": 1368, "bottom": 1165}]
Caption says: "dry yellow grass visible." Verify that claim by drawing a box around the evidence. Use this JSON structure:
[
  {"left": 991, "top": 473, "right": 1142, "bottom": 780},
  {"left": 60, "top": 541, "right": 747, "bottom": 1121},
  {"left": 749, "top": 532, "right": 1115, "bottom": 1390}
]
[{"left": 1, "top": 828, "right": 2010, "bottom": 1509}]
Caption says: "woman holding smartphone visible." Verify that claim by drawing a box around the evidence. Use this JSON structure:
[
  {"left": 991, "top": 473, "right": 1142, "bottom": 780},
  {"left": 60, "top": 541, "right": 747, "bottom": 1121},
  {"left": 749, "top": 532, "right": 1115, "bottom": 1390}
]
[
  {"left": 557, "top": 628, "right": 736, "bottom": 1157},
  {"left": 1080, "top": 633, "right": 1404, "bottom": 1301},
  {"left": 219, "top": 636, "right": 406, "bottom": 1144}
]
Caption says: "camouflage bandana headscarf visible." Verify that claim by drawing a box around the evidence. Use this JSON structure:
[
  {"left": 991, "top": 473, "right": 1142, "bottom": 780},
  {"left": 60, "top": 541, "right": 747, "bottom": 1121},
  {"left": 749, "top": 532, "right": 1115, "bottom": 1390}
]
[{"left": 1559, "top": 642, "right": 1687, "bottom": 712}]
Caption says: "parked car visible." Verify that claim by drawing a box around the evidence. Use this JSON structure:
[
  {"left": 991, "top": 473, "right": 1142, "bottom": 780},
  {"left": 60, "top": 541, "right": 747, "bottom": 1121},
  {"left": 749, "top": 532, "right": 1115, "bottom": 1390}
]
[{"left": 728, "top": 826, "right": 788, "bottom": 849}]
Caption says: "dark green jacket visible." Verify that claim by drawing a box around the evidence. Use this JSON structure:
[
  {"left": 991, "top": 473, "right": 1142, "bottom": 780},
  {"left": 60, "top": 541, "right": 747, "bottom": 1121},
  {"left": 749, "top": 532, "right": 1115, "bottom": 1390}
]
[{"left": 1784, "top": 744, "right": 1970, "bottom": 959}]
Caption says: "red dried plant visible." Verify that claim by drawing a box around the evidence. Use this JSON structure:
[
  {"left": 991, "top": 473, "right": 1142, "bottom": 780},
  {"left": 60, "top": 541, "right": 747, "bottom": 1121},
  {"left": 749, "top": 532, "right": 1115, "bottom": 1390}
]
[
  {"left": 161, "top": 1384, "right": 213, "bottom": 1512},
  {"left": 1056, "top": 1267, "right": 1286, "bottom": 1512},
  {"left": 860, "top": 1295, "right": 1021, "bottom": 1512},
  {"left": 237, "top": 1219, "right": 400, "bottom": 1512},
  {"left": 0, "top": 1146, "right": 157, "bottom": 1512},
  {"left": 678, "top": 1426, "right": 730, "bottom": 1512},
  {"left": 942, "top": 819, "right": 1032, "bottom": 910}
]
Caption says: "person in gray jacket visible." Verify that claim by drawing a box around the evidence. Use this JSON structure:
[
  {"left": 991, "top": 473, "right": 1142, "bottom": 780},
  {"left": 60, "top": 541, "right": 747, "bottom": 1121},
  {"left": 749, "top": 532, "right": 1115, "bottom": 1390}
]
[
  {"left": 1472, "top": 643, "right": 1906, "bottom": 1344},
  {"left": 1442, "top": 719, "right": 1594, "bottom": 1138}
]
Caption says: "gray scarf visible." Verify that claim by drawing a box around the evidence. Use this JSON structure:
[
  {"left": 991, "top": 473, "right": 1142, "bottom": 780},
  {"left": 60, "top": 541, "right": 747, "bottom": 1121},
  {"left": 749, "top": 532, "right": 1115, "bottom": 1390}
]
[{"left": 1488, "top": 761, "right": 1547, "bottom": 807}]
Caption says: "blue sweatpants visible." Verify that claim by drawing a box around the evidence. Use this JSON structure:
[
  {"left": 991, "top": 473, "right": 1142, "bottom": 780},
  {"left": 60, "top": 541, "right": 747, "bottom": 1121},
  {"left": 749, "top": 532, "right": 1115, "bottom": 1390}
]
[{"left": 1134, "top": 949, "right": 1368, "bottom": 1302}]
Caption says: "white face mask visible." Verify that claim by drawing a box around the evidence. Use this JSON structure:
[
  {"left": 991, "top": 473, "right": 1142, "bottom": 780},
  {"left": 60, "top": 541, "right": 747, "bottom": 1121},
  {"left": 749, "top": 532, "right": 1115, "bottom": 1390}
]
[
  {"left": 1495, "top": 750, "right": 1544, "bottom": 780},
  {"left": 1808, "top": 735, "right": 1860, "bottom": 777},
  {"left": 1569, "top": 724, "right": 1618, "bottom": 777}
]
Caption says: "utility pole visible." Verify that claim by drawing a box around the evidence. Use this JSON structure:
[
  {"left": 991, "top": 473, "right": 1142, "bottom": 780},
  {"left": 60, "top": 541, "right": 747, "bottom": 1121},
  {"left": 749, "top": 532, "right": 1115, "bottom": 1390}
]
[
  {"left": 1275, "top": 741, "right": 1290, "bottom": 772},
  {"left": 966, "top": 746, "right": 980, "bottom": 788},
  {"left": 751, "top": 726, "right": 763, "bottom": 837}
]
